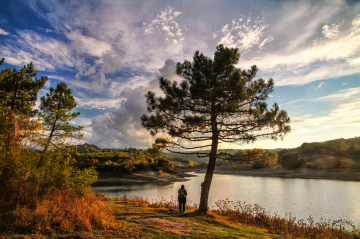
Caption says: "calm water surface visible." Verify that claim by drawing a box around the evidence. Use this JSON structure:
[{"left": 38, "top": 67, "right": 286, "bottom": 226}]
[{"left": 93, "top": 173, "right": 360, "bottom": 226}]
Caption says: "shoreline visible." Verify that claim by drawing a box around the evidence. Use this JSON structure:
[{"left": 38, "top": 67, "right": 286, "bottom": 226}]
[
  {"left": 93, "top": 167, "right": 360, "bottom": 187},
  {"left": 211, "top": 167, "right": 360, "bottom": 182},
  {"left": 93, "top": 170, "right": 195, "bottom": 186}
]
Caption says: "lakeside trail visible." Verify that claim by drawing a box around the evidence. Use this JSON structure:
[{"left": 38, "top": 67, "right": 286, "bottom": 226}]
[
  {"left": 105, "top": 197, "right": 283, "bottom": 238},
  {"left": 75, "top": 197, "right": 284, "bottom": 239}
]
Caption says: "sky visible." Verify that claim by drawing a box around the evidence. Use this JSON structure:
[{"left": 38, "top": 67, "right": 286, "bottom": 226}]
[{"left": 0, "top": 0, "right": 359, "bottom": 150}]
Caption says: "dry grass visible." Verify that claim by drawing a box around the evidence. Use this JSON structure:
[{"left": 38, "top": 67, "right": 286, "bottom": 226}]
[
  {"left": 108, "top": 195, "right": 360, "bottom": 238},
  {"left": 0, "top": 190, "right": 114, "bottom": 234},
  {"left": 120, "top": 193, "right": 198, "bottom": 211},
  {"left": 3, "top": 194, "right": 360, "bottom": 238},
  {"left": 215, "top": 198, "right": 360, "bottom": 239}
]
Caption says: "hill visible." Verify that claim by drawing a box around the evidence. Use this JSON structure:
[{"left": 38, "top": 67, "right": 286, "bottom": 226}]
[
  {"left": 278, "top": 137, "right": 360, "bottom": 169},
  {"left": 62, "top": 136, "right": 360, "bottom": 174}
]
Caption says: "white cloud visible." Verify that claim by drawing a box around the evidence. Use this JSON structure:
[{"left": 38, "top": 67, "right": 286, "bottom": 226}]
[
  {"left": 145, "top": 6, "right": 183, "bottom": 40},
  {"left": 289, "top": 88, "right": 360, "bottom": 137},
  {"left": 88, "top": 60, "right": 176, "bottom": 148},
  {"left": 90, "top": 87, "right": 152, "bottom": 148},
  {"left": 315, "top": 82, "right": 325, "bottom": 89},
  {"left": 244, "top": 14, "right": 360, "bottom": 86},
  {"left": 322, "top": 24, "right": 339, "bottom": 39},
  {"left": 66, "top": 30, "right": 112, "bottom": 57},
  {"left": 3, "top": 0, "right": 360, "bottom": 149},
  {"left": 316, "top": 87, "right": 360, "bottom": 101},
  {"left": 1, "top": 30, "right": 75, "bottom": 71},
  {"left": 215, "top": 16, "right": 273, "bottom": 52},
  {"left": 292, "top": 98, "right": 360, "bottom": 133},
  {"left": 0, "top": 28, "right": 9, "bottom": 35}
]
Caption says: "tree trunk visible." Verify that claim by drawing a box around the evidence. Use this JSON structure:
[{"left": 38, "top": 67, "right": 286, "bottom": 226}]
[
  {"left": 198, "top": 136, "right": 218, "bottom": 213},
  {"left": 198, "top": 108, "right": 219, "bottom": 214},
  {"left": 38, "top": 117, "right": 58, "bottom": 167}
]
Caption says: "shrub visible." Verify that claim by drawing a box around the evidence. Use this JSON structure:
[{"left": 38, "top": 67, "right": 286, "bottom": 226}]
[{"left": 0, "top": 149, "right": 104, "bottom": 233}]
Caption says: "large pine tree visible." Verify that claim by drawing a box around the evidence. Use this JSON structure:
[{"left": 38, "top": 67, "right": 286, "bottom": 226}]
[{"left": 141, "top": 44, "right": 291, "bottom": 213}]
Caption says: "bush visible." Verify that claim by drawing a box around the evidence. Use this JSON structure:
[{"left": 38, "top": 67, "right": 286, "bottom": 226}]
[
  {"left": 0, "top": 149, "right": 98, "bottom": 207},
  {"left": 0, "top": 148, "right": 106, "bottom": 233},
  {"left": 279, "top": 152, "right": 306, "bottom": 169}
]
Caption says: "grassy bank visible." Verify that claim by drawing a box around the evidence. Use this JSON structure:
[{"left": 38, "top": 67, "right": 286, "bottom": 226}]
[{"left": 2, "top": 194, "right": 359, "bottom": 239}]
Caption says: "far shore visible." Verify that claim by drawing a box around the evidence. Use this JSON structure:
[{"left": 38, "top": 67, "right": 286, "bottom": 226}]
[
  {"left": 93, "top": 170, "right": 195, "bottom": 186},
  {"left": 211, "top": 167, "right": 360, "bottom": 182},
  {"left": 93, "top": 167, "right": 360, "bottom": 187}
]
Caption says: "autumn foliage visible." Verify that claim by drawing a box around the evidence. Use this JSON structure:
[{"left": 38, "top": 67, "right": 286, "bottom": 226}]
[{"left": 0, "top": 58, "right": 114, "bottom": 233}]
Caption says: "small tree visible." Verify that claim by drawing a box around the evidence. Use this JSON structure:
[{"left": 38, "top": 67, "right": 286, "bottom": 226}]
[
  {"left": 38, "top": 83, "right": 83, "bottom": 155},
  {"left": 141, "top": 44, "right": 290, "bottom": 214},
  {"left": 248, "top": 148, "right": 278, "bottom": 169}
]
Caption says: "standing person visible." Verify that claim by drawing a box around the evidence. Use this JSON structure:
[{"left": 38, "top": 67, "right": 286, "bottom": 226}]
[{"left": 178, "top": 185, "right": 187, "bottom": 213}]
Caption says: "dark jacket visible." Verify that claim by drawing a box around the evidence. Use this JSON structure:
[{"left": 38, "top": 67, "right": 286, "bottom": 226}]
[{"left": 178, "top": 188, "right": 187, "bottom": 202}]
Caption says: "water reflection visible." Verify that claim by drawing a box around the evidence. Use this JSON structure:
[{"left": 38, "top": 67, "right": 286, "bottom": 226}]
[{"left": 93, "top": 173, "right": 360, "bottom": 226}]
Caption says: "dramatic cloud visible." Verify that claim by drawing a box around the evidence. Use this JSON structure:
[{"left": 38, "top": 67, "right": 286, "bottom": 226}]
[
  {"left": 90, "top": 88, "right": 151, "bottom": 148},
  {"left": 1, "top": 0, "right": 359, "bottom": 149},
  {"left": 89, "top": 60, "right": 176, "bottom": 148}
]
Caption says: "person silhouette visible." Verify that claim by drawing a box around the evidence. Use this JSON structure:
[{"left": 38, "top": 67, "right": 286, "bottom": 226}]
[{"left": 178, "top": 184, "right": 187, "bottom": 213}]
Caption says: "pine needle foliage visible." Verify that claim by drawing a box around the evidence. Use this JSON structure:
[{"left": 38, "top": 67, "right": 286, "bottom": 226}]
[{"left": 141, "top": 44, "right": 290, "bottom": 213}]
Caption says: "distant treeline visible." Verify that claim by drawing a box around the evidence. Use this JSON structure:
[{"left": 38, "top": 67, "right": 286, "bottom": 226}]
[
  {"left": 62, "top": 143, "right": 175, "bottom": 173},
  {"left": 278, "top": 137, "right": 360, "bottom": 169},
  {"left": 63, "top": 137, "right": 360, "bottom": 173},
  {"left": 164, "top": 137, "right": 360, "bottom": 170}
]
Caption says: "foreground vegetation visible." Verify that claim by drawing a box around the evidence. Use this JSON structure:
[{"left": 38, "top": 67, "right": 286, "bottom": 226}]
[
  {"left": 0, "top": 58, "right": 114, "bottom": 236},
  {"left": 2, "top": 195, "right": 359, "bottom": 238}
]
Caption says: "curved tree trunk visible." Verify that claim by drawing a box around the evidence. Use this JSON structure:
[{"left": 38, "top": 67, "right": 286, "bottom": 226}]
[
  {"left": 198, "top": 110, "right": 219, "bottom": 214},
  {"left": 198, "top": 136, "right": 218, "bottom": 213}
]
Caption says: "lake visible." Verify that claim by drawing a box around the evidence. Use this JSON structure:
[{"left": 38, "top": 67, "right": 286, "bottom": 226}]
[{"left": 93, "top": 173, "right": 360, "bottom": 227}]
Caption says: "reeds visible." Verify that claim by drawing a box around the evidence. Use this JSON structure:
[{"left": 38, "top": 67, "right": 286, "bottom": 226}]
[{"left": 215, "top": 198, "right": 360, "bottom": 239}]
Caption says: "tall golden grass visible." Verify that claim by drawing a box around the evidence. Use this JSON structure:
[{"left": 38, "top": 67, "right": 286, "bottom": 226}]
[
  {"left": 0, "top": 190, "right": 114, "bottom": 233},
  {"left": 215, "top": 199, "right": 360, "bottom": 239},
  {"left": 120, "top": 193, "right": 198, "bottom": 211}
]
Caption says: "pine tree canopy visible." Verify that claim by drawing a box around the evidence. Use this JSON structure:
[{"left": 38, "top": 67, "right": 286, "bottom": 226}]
[
  {"left": 0, "top": 62, "right": 47, "bottom": 116},
  {"left": 39, "top": 82, "right": 83, "bottom": 152},
  {"left": 141, "top": 44, "right": 290, "bottom": 152}
]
